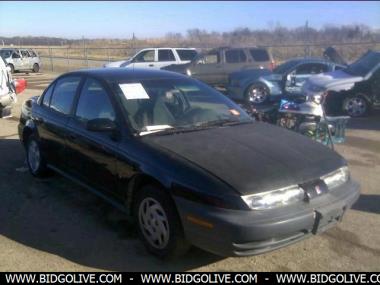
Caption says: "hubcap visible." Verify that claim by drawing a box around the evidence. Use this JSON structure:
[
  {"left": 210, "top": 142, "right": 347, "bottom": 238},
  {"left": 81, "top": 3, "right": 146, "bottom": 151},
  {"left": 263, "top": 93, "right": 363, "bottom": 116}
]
[
  {"left": 138, "top": 198, "right": 169, "bottom": 249},
  {"left": 345, "top": 97, "right": 367, "bottom": 117},
  {"left": 248, "top": 85, "right": 268, "bottom": 104},
  {"left": 28, "top": 140, "right": 40, "bottom": 173}
]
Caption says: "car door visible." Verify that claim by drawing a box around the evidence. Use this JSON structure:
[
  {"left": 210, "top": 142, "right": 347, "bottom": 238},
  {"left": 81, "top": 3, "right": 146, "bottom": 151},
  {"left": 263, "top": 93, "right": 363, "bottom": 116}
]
[
  {"left": 190, "top": 51, "right": 224, "bottom": 85},
  {"left": 131, "top": 49, "right": 156, "bottom": 69},
  {"left": 156, "top": 49, "right": 177, "bottom": 69},
  {"left": 35, "top": 75, "right": 83, "bottom": 170},
  {"left": 20, "top": 50, "right": 32, "bottom": 70},
  {"left": 11, "top": 50, "right": 23, "bottom": 70},
  {"left": 285, "top": 63, "right": 329, "bottom": 94},
  {"left": 223, "top": 49, "right": 249, "bottom": 81},
  {"left": 65, "top": 77, "right": 120, "bottom": 193}
]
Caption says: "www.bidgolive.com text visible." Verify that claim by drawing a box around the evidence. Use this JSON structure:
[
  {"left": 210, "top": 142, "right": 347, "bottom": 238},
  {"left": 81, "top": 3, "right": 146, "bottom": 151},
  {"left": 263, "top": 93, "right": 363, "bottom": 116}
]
[{"left": 3, "top": 273, "right": 380, "bottom": 284}]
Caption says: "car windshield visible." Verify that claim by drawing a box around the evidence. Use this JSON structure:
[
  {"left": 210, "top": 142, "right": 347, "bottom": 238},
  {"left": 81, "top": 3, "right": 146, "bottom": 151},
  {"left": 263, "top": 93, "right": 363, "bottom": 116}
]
[
  {"left": 273, "top": 60, "right": 300, "bottom": 74},
  {"left": 345, "top": 52, "right": 380, "bottom": 77},
  {"left": 112, "top": 78, "right": 252, "bottom": 135},
  {"left": 0, "top": 50, "right": 12, "bottom": 60}
]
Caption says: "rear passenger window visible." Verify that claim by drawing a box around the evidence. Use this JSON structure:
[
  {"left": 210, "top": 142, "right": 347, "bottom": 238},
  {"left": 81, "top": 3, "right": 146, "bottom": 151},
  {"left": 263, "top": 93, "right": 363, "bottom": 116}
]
[
  {"left": 249, "top": 49, "right": 270, "bottom": 62},
  {"left": 50, "top": 76, "right": 81, "bottom": 115},
  {"left": 42, "top": 83, "right": 55, "bottom": 107},
  {"left": 176, "top": 49, "right": 197, "bottom": 61},
  {"left": 75, "top": 78, "right": 116, "bottom": 123},
  {"left": 296, "top": 63, "right": 329, "bottom": 75},
  {"left": 225, "top": 49, "right": 247, "bottom": 63},
  {"left": 21, "top": 50, "right": 29, "bottom": 58},
  {"left": 158, "top": 50, "right": 176, "bottom": 62},
  {"left": 28, "top": 50, "right": 37, "bottom": 57}
]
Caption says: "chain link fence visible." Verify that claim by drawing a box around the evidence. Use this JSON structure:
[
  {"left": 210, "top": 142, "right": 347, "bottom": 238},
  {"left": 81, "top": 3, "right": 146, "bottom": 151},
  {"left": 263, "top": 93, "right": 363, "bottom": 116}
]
[{"left": 22, "top": 41, "right": 380, "bottom": 73}]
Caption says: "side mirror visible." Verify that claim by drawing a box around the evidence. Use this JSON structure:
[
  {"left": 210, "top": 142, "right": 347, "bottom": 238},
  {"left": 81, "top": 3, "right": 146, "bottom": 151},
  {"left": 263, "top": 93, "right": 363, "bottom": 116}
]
[
  {"left": 86, "top": 118, "right": 117, "bottom": 132},
  {"left": 14, "top": 78, "right": 27, "bottom": 94}
]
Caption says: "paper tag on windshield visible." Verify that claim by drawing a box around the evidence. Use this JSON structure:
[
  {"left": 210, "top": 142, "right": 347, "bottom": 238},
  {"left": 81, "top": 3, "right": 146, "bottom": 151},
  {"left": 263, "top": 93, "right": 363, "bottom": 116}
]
[{"left": 119, "top": 83, "right": 150, "bottom": 100}]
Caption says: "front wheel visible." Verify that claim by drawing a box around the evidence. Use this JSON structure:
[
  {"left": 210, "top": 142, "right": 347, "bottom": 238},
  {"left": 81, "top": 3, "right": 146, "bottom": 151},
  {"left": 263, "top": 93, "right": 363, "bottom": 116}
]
[
  {"left": 133, "top": 185, "right": 190, "bottom": 259},
  {"left": 343, "top": 95, "right": 369, "bottom": 117},
  {"left": 245, "top": 83, "right": 270, "bottom": 104},
  {"left": 26, "top": 136, "right": 48, "bottom": 177},
  {"left": 7, "top": 64, "right": 15, "bottom": 74},
  {"left": 32, "top": 63, "right": 40, "bottom": 73}
]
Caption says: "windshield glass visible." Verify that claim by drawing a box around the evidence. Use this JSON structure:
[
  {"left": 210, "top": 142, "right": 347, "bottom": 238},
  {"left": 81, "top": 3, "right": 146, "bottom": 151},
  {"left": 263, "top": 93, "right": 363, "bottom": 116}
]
[
  {"left": 112, "top": 78, "right": 252, "bottom": 135},
  {"left": 345, "top": 52, "right": 380, "bottom": 77},
  {"left": 0, "top": 50, "right": 12, "bottom": 60},
  {"left": 273, "top": 60, "right": 300, "bottom": 74}
]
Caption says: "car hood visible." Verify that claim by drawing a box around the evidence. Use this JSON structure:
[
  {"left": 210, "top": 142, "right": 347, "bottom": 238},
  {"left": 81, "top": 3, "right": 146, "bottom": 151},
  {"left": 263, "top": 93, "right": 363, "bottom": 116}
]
[
  {"left": 162, "top": 63, "right": 190, "bottom": 73},
  {"left": 104, "top": 60, "right": 128, "bottom": 68},
  {"left": 142, "top": 123, "right": 345, "bottom": 195},
  {"left": 308, "top": 69, "right": 363, "bottom": 91}
]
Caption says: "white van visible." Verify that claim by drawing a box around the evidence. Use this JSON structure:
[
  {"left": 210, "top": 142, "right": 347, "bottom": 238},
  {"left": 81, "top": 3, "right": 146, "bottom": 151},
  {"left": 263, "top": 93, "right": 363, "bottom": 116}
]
[{"left": 104, "top": 48, "right": 198, "bottom": 69}]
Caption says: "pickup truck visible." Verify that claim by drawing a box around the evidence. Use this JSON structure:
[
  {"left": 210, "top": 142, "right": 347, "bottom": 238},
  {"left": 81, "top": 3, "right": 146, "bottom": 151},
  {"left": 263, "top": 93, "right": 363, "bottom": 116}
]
[
  {"left": 162, "top": 47, "right": 274, "bottom": 87},
  {"left": 104, "top": 48, "right": 198, "bottom": 69}
]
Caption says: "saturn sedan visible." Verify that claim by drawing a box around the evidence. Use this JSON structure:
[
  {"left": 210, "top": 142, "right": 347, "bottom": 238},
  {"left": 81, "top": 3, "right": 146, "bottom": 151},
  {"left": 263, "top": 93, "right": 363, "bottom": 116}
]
[{"left": 18, "top": 68, "right": 360, "bottom": 258}]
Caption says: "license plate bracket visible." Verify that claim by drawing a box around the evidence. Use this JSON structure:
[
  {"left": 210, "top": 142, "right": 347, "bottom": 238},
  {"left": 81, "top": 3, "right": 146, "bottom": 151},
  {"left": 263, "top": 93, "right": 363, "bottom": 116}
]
[{"left": 312, "top": 207, "right": 345, "bottom": 234}]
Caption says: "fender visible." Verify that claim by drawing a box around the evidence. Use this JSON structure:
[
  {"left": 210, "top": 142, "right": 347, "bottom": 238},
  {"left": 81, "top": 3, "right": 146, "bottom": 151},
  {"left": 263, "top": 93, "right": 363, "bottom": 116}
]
[{"left": 21, "top": 119, "right": 39, "bottom": 144}]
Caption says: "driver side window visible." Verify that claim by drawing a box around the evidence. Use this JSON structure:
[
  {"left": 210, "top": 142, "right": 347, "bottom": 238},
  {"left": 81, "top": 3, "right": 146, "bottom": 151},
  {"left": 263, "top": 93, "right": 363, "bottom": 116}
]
[
  {"left": 134, "top": 50, "right": 155, "bottom": 63},
  {"left": 199, "top": 53, "right": 220, "bottom": 64},
  {"left": 75, "top": 78, "right": 116, "bottom": 124},
  {"left": 12, "top": 51, "right": 21, "bottom": 59}
]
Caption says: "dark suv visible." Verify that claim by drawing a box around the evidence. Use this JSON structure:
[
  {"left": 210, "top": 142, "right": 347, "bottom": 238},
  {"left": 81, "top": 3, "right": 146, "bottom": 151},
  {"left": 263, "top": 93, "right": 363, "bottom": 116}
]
[{"left": 163, "top": 47, "right": 274, "bottom": 87}]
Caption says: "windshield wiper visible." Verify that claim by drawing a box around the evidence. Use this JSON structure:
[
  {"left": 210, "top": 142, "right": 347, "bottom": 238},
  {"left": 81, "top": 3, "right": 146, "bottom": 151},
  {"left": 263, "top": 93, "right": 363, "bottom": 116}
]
[{"left": 194, "top": 118, "right": 252, "bottom": 128}]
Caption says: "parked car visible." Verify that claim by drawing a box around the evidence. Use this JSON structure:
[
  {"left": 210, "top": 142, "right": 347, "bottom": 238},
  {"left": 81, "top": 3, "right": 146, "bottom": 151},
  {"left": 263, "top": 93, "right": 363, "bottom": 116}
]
[
  {"left": 0, "top": 48, "right": 41, "bottom": 73},
  {"left": 227, "top": 56, "right": 346, "bottom": 105},
  {"left": 0, "top": 57, "right": 26, "bottom": 117},
  {"left": 19, "top": 68, "right": 359, "bottom": 258},
  {"left": 303, "top": 50, "right": 380, "bottom": 117},
  {"left": 162, "top": 47, "right": 275, "bottom": 87},
  {"left": 103, "top": 48, "right": 198, "bottom": 69}
]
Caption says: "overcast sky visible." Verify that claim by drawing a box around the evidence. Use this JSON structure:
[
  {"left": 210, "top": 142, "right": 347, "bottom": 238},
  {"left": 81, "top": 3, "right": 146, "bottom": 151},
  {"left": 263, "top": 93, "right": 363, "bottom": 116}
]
[{"left": 0, "top": 1, "right": 379, "bottom": 39}]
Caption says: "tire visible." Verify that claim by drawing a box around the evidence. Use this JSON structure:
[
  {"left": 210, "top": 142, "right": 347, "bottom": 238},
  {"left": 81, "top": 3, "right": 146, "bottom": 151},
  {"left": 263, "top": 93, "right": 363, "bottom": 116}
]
[
  {"left": 133, "top": 185, "right": 190, "bottom": 259},
  {"left": 26, "top": 135, "right": 49, "bottom": 177},
  {"left": 7, "top": 64, "right": 14, "bottom": 74},
  {"left": 342, "top": 95, "right": 369, "bottom": 117},
  {"left": 32, "top": 63, "right": 40, "bottom": 73},
  {"left": 245, "top": 83, "right": 270, "bottom": 105}
]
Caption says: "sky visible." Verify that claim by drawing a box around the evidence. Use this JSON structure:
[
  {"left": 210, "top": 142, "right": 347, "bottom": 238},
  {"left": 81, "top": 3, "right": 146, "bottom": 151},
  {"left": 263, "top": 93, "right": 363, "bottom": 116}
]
[{"left": 0, "top": 1, "right": 379, "bottom": 39}]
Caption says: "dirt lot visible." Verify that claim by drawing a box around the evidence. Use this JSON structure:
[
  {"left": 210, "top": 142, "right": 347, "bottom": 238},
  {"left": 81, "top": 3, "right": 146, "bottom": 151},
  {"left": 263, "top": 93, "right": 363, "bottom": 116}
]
[{"left": 0, "top": 72, "right": 379, "bottom": 271}]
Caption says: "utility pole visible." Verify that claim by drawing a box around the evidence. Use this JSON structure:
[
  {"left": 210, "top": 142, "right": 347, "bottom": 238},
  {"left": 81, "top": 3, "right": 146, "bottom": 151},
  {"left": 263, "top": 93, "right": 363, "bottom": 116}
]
[{"left": 304, "top": 20, "right": 310, "bottom": 57}]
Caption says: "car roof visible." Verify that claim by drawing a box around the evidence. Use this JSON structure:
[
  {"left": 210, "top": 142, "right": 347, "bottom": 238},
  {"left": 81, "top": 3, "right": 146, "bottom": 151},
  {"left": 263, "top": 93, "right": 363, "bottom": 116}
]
[
  {"left": 63, "top": 68, "right": 189, "bottom": 82},
  {"left": 286, "top": 57, "right": 335, "bottom": 64}
]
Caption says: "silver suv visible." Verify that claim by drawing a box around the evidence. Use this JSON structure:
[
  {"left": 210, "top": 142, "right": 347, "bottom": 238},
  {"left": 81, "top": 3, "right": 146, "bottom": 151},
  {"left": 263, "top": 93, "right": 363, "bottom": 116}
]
[{"left": 0, "top": 48, "right": 41, "bottom": 73}]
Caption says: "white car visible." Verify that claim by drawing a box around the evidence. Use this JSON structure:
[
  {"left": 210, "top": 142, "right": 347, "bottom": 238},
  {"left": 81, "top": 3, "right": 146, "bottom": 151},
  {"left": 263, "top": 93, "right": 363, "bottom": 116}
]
[{"left": 104, "top": 48, "right": 198, "bottom": 69}]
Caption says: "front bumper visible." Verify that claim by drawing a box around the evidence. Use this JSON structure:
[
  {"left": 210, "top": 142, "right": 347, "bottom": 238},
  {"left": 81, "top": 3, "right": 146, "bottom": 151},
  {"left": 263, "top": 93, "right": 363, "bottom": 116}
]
[{"left": 174, "top": 180, "right": 360, "bottom": 257}]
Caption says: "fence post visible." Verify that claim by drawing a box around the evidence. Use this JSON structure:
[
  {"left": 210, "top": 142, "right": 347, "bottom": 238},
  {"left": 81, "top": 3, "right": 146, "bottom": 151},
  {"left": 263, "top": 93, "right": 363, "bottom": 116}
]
[
  {"left": 49, "top": 47, "right": 53, "bottom": 72},
  {"left": 86, "top": 48, "right": 89, "bottom": 67},
  {"left": 66, "top": 47, "right": 70, "bottom": 72},
  {"left": 107, "top": 48, "right": 110, "bottom": 62}
]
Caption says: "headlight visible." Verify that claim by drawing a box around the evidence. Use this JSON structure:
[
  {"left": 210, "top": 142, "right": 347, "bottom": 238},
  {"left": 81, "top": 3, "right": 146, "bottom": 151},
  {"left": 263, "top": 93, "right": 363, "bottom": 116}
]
[
  {"left": 321, "top": 166, "right": 350, "bottom": 189},
  {"left": 241, "top": 185, "right": 305, "bottom": 210},
  {"left": 186, "top": 69, "right": 192, "bottom": 76}
]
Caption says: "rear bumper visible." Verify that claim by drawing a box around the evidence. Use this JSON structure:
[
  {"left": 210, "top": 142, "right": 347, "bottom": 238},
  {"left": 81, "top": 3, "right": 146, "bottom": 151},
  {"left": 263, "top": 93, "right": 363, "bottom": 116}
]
[{"left": 174, "top": 180, "right": 360, "bottom": 257}]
